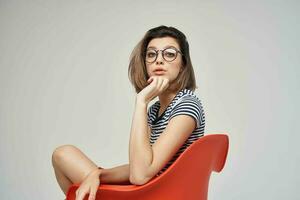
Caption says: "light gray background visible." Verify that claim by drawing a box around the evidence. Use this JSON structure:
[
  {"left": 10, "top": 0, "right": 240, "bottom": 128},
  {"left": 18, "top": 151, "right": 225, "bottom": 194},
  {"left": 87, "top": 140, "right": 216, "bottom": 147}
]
[{"left": 0, "top": 0, "right": 299, "bottom": 199}]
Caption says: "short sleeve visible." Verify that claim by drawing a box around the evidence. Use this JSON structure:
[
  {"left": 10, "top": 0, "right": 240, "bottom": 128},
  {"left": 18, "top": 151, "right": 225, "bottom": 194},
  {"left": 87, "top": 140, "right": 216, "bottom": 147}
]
[{"left": 169, "top": 95, "right": 204, "bottom": 129}]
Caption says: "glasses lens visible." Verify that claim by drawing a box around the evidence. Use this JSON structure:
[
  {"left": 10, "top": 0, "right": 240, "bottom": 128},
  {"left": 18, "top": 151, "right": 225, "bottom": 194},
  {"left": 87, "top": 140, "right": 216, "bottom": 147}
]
[
  {"left": 146, "top": 50, "right": 157, "bottom": 63},
  {"left": 163, "top": 48, "right": 177, "bottom": 61}
]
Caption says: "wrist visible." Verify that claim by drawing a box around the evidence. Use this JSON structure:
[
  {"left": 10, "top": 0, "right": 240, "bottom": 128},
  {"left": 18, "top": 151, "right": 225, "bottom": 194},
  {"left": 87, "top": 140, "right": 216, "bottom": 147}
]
[
  {"left": 135, "top": 96, "right": 148, "bottom": 106},
  {"left": 92, "top": 167, "right": 103, "bottom": 176}
]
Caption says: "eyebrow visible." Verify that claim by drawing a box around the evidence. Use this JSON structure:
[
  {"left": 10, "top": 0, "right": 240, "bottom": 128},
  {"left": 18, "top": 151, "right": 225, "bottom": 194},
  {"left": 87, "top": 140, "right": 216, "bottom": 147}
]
[{"left": 147, "top": 45, "right": 178, "bottom": 49}]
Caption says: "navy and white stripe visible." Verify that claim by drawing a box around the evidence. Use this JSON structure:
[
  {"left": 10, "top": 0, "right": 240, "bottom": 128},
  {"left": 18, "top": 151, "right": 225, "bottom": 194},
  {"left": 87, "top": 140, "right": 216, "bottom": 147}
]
[{"left": 147, "top": 88, "right": 205, "bottom": 176}]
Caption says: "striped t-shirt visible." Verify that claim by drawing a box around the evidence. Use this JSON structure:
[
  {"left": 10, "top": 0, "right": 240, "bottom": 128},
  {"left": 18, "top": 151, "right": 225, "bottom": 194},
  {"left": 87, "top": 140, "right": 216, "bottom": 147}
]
[{"left": 147, "top": 88, "right": 205, "bottom": 176}]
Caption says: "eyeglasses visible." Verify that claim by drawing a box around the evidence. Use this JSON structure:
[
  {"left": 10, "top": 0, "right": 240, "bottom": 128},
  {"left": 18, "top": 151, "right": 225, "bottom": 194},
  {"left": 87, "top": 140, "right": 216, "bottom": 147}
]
[{"left": 145, "top": 47, "right": 183, "bottom": 63}]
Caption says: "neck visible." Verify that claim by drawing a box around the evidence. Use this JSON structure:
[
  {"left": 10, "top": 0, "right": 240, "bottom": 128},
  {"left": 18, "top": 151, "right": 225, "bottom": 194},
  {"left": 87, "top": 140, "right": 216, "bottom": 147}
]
[
  {"left": 158, "top": 83, "right": 182, "bottom": 110},
  {"left": 158, "top": 90, "right": 177, "bottom": 111}
]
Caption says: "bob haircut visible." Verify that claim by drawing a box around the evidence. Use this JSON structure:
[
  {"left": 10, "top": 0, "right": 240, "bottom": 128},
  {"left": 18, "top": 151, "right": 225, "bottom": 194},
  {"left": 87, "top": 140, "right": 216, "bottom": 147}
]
[{"left": 128, "top": 25, "right": 197, "bottom": 93}]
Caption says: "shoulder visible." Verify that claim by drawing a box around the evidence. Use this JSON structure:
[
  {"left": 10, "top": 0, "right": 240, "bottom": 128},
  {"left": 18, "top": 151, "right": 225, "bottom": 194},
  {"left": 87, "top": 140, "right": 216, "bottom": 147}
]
[
  {"left": 170, "top": 89, "right": 205, "bottom": 128},
  {"left": 173, "top": 89, "right": 204, "bottom": 110}
]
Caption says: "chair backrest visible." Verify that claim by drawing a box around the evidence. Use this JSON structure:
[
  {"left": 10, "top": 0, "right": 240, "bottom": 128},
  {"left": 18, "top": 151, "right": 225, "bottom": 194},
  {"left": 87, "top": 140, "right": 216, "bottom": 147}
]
[{"left": 144, "top": 133, "right": 229, "bottom": 200}]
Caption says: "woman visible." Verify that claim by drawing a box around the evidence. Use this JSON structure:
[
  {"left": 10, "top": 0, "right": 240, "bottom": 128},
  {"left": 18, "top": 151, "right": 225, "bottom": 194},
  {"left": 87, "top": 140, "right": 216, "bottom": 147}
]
[{"left": 52, "top": 25, "right": 205, "bottom": 200}]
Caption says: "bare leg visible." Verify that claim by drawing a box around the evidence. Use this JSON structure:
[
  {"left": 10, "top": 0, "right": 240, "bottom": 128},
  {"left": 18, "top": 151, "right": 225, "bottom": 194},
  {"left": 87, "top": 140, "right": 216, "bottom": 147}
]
[
  {"left": 52, "top": 163, "right": 73, "bottom": 196},
  {"left": 51, "top": 144, "right": 132, "bottom": 197},
  {"left": 51, "top": 145, "right": 99, "bottom": 195}
]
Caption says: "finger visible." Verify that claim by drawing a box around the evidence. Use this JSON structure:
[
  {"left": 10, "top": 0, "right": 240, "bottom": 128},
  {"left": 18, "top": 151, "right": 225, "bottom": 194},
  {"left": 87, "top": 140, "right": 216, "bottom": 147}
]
[
  {"left": 75, "top": 189, "right": 80, "bottom": 200},
  {"left": 162, "top": 78, "right": 170, "bottom": 90},
  {"left": 148, "top": 76, "right": 159, "bottom": 100},
  {"left": 76, "top": 190, "right": 88, "bottom": 200},
  {"left": 88, "top": 188, "right": 97, "bottom": 200},
  {"left": 147, "top": 76, "right": 154, "bottom": 84},
  {"left": 152, "top": 76, "right": 158, "bottom": 85},
  {"left": 88, "top": 193, "right": 96, "bottom": 200},
  {"left": 156, "top": 77, "right": 163, "bottom": 91},
  {"left": 157, "top": 77, "right": 165, "bottom": 91},
  {"left": 149, "top": 75, "right": 158, "bottom": 84},
  {"left": 150, "top": 76, "right": 159, "bottom": 89}
]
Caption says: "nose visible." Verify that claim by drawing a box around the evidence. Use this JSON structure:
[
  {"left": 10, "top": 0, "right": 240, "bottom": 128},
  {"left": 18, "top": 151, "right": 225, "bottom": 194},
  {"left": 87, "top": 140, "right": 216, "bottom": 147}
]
[{"left": 156, "top": 51, "right": 164, "bottom": 64}]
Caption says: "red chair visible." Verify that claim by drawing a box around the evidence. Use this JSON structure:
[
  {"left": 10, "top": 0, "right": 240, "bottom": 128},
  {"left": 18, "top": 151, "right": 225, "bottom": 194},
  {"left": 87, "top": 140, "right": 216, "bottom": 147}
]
[{"left": 66, "top": 133, "right": 229, "bottom": 200}]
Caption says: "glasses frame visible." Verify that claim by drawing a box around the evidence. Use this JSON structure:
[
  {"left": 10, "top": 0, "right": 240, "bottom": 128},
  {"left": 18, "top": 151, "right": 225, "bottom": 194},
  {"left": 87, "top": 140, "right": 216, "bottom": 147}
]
[{"left": 145, "top": 47, "right": 183, "bottom": 63}]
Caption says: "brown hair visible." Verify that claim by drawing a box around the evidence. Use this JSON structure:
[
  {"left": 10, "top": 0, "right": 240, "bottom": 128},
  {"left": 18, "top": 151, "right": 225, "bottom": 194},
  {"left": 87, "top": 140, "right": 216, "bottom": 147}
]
[{"left": 128, "top": 25, "right": 197, "bottom": 93}]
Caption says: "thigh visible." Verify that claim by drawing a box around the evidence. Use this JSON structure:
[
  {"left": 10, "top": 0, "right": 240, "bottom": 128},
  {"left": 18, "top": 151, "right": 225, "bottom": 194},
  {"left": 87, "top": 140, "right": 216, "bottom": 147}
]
[{"left": 52, "top": 145, "right": 98, "bottom": 184}]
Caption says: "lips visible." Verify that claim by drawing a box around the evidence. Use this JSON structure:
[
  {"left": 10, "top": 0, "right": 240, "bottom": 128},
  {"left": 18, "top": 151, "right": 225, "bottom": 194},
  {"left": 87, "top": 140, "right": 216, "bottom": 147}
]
[
  {"left": 153, "top": 68, "right": 166, "bottom": 72},
  {"left": 154, "top": 70, "right": 165, "bottom": 75}
]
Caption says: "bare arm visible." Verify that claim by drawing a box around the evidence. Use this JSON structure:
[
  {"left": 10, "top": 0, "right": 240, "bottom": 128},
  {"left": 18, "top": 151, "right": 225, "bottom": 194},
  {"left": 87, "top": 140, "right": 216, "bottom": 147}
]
[
  {"left": 99, "top": 164, "right": 131, "bottom": 185},
  {"left": 128, "top": 76, "right": 196, "bottom": 185},
  {"left": 128, "top": 97, "right": 196, "bottom": 185},
  {"left": 128, "top": 99, "right": 153, "bottom": 185}
]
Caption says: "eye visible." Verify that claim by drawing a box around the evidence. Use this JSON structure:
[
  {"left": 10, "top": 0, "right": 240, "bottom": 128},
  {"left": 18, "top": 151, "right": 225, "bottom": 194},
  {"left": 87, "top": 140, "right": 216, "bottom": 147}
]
[
  {"left": 165, "top": 52, "right": 175, "bottom": 57},
  {"left": 164, "top": 49, "right": 176, "bottom": 58},
  {"left": 146, "top": 51, "right": 156, "bottom": 57}
]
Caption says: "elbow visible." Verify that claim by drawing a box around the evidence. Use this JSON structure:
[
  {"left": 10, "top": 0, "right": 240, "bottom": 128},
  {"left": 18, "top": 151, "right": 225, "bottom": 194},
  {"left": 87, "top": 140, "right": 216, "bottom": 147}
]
[
  {"left": 129, "top": 163, "right": 154, "bottom": 185},
  {"left": 129, "top": 173, "right": 149, "bottom": 185}
]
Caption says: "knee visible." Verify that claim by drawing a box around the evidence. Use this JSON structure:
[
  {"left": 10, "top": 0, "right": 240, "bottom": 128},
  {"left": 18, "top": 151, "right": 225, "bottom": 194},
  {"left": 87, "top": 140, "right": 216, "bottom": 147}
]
[{"left": 52, "top": 144, "right": 78, "bottom": 166}]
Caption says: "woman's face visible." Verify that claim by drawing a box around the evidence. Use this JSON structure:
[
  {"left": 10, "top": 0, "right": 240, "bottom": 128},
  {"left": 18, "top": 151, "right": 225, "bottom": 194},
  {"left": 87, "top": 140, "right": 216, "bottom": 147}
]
[{"left": 145, "top": 37, "right": 183, "bottom": 86}]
